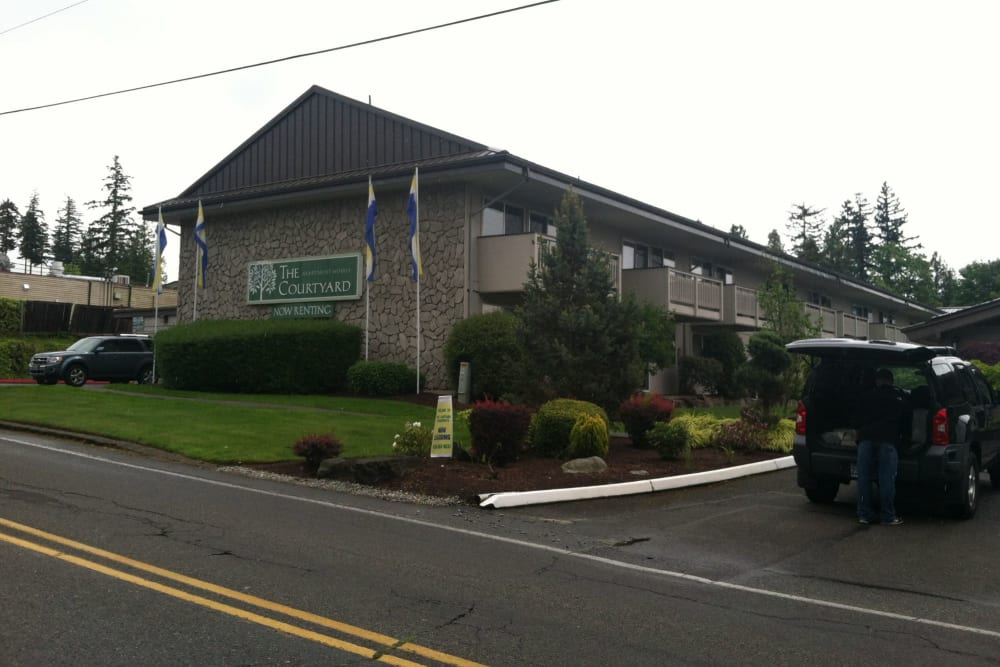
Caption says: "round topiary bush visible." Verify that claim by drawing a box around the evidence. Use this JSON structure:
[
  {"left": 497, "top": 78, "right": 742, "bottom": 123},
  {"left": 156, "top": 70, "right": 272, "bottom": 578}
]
[
  {"left": 347, "top": 360, "right": 418, "bottom": 396},
  {"left": 567, "top": 413, "right": 610, "bottom": 459},
  {"left": 292, "top": 433, "right": 344, "bottom": 472},
  {"left": 443, "top": 312, "right": 525, "bottom": 401},
  {"left": 529, "top": 398, "right": 609, "bottom": 458},
  {"left": 648, "top": 420, "right": 691, "bottom": 460}
]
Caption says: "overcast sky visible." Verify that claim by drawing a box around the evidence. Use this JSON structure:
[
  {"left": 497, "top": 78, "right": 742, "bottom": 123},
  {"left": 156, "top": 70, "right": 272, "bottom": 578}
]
[{"left": 3, "top": 0, "right": 998, "bottom": 284}]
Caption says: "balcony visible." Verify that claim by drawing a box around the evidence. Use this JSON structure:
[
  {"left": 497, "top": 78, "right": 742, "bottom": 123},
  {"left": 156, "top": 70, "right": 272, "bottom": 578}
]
[
  {"left": 869, "top": 322, "right": 907, "bottom": 342},
  {"left": 802, "top": 303, "right": 838, "bottom": 336},
  {"left": 839, "top": 313, "right": 869, "bottom": 339},
  {"left": 477, "top": 233, "right": 620, "bottom": 294},
  {"left": 622, "top": 267, "right": 723, "bottom": 321},
  {"left": 723, "top": 285, "right": 764, "bottom": 328}
]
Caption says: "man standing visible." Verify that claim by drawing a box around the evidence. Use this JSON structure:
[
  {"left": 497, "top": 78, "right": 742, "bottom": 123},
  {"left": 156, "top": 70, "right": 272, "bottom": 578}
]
[{"left": 856, "top": 368, "right": 906, "bottom": 525}]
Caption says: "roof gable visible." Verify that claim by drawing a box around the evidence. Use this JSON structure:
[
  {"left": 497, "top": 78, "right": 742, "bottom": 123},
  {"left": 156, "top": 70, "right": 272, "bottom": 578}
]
[{"left": 180, "top": 85, "right": 487, "bottom": 198}]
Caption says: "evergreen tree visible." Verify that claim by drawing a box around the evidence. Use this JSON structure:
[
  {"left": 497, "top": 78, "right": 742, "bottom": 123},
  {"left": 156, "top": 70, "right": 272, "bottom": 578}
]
[
  {"left": 517, "top": 188, "right": 674, "bottom": 412},
  {"left": 785, "top": 203, "right": 824, "bottom": 264},
  {"left": 766, "top": 229, "right": 784, "bottom": 253},
  {"left": 118, "top": 223, "right": 155, "bottom": 285},
  {"left": 929, "top": 252, "right": 958, "bottom": 305},
  {"left": 18, "top": 192, "right": 48, "bottom": 273},
  {"left": 86, "top": 155, "right": 138, "bottom": 277},
  {"left": 819, "top": 214, "right": 852, "bottom": 274},
  {"left": 51, "top": 195, "right": 83, "bottom": 264},
  {"left": 729, "top": 224, "right": 748, "bottom": 239},
  {"left": 830, "top": 194, "right": 873, "bottom": 281},
  {"left": 0, "top": 198, "right": 20, "bottom": 256},
  {"left": 77, "top": 227, "right": 106, "bottom": 277},
  {"left": 757, "top": 262, "right": 820, "bottom": 342},
  {"left": 871, "top": 182, "right": 921, "bottom": 286}
]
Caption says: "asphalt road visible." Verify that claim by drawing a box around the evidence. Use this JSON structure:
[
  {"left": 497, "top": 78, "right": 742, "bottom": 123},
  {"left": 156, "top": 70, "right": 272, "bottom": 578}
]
[{"left": 2, "top": 427, "right": 999, "bottom": 666}]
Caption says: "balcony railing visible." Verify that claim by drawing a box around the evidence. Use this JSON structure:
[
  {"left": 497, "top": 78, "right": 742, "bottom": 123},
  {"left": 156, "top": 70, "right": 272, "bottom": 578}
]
[
  {"left": 723, "top": 284, "right": 763, "bottom": 327},
  {"left": 802, "top": 303, "right": 838, "bottom": 336},
  {"left": 621, "top": 267, "right": 723, "bottom": 321},
  {"left": 869, "top": 322, "right": 907, "bottom": 342},
  {"left": 839, "top": 313, "right": 869, "bottom": 339},
  {"left": 477, "top": 233, "right": 619, "bottom": 294}
]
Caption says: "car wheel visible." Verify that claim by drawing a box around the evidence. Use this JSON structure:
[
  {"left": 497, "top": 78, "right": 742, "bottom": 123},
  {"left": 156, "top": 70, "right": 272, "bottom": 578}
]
[
  {"left": 805, "top": 480, "right": 839, "bottom": 504},
  {"left": 949, "top": 456, "right": 979, "bottom": 519},
  {"left": 137, "top": 365, "right": 155, "bottom": 385},
  {"left": 64, "top": 364, "right": 88, "bottom": 388}
]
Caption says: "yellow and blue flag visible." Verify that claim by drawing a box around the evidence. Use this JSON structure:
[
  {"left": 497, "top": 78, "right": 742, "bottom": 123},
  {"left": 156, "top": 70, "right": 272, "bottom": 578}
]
[
  {"left": 407, "top": 169, "right": 422, "bottom": 281},
  {"left": 152, "top": 207, "right": 167, "bottom": 294},
  {"left": 194, "top": 200, "right": 208, "bottom": 288},
  {"left": 364, "top": 178, "right": 377, "bottom": 282}
]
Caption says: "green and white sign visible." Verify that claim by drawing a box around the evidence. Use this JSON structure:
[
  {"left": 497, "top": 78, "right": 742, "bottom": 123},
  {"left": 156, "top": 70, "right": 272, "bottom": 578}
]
[
  {"left": 247, "top": 254, "right": 362, "bottom": 305},
  {"left": 271, "top": 302, "right": 335, "bottom": 319}
]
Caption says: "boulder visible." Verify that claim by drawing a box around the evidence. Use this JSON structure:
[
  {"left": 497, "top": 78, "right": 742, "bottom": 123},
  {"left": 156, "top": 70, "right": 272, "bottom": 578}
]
[{"left": 561, "top": 456, "right": 608, "bottom": 474}]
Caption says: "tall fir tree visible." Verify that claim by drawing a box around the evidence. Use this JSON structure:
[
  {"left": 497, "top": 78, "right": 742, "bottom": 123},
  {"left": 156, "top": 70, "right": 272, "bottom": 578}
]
[
  {"left": 929, "top": 252, "right": 958, "bottom": 305},
  {"left": 785, "top": 203, "right": 825, "bottom": 264},
  {"left": 829, "top": 194, "right": 873, "bottom": 281},
  {"left": 820, "top": 214, "right": 852, "bottom": 275},
  {"left": 871, "top": 181, "right": 921, "bottom": 286},
  {"left": 77, "top": 228, "right": 106, "bottom": 277},
  {"left": 0, "top": 198, "right": 20, "bottom": 257},
  {"left": 50, "top": 195, "right": 83, "bottom": 264},
  {"left": 18, "top": 192, "right": 49, "bottom": 273},
  {"left": 119, "top": 223, "right": 155, "bottom": 285},
  {"left": 86, "top": 155, "right": 138, "bottom": 277},
  {"left": 766, "top": 229, "right": 784, "bottom": 254},
  {"left": 517, "top": 188, "right": 672, "bottom": 411}
]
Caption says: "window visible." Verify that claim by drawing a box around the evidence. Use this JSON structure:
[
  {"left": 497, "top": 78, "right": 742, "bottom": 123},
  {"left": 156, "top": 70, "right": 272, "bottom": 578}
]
[
  {"left": 691, "top": 258, "right": 733, "bottom": 283},
  {"left": 529, "top": 212, "right": 551, "bottom": 235},
  {"left": 634, "top": 245, "right": 648, "bottom": 268},
  {"left": 878, "top": 311, "right": 896, "bottom": 325},
  {"left": 662, "top": 250, "right": 676, "bottom": 268},
  {"left": 622, "top": 242, "right": 636, "bottom": 269},
  {"left": 623, "top": 241, "right": 672, "bottom": 269},
  {"left": 482, "top": 203, "right": 505, "bottom": 236},
  {"left": 851, "top": 305, "right": 870, "bottom": 320},
  {"left": 714, "top": 266, "right": 734, "bottom": 285},
  {"left": 504, "top": 205, "right": 524, "bottom": 235},
  {"left": 650, "top": 247, "right": 663, "bottom": 267},
  {"left": 809, "top": 292, "right": 832, "bottom": 308}
]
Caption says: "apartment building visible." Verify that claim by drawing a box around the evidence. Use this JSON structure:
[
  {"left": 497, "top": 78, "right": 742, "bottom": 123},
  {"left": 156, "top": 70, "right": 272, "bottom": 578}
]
[{"left": 143, "top": 85, "right": 939, "bottom": 393}]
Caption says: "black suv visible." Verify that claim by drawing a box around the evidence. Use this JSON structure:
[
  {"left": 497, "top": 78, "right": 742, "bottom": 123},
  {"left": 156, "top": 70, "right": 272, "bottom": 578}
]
[
  {"left": 29, "top": 335, "right": 155, "bottom": 387},
  {"left": 787, "top": 338, "right": 1000, "bottom": 518}
]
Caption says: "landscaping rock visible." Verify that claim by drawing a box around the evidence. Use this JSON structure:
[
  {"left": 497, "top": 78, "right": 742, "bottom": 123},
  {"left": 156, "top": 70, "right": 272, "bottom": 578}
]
[
  {"left": 561, "top": 456, "right": 608, "bottom": 474},
  {"left": 317, "top": 456, "right": 421, "bottom": 484}
]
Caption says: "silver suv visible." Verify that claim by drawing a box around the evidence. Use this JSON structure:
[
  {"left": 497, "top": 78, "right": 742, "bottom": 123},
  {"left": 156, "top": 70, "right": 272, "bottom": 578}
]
[
  {"left": 29, "top": 335, "right": 155, "bottom": 387},
  {"left": 787, "top": 338, "right": 1000, "bottom": 518}
]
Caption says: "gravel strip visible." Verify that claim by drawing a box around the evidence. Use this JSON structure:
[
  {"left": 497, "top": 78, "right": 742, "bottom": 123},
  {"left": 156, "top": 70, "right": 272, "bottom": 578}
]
[{"left": 218, "top": 466, "right": 464, "bottom": 506}]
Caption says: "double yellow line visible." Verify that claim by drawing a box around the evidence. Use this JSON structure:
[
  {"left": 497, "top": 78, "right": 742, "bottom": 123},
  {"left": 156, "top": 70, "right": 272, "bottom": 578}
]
[{"left": 0, "top": 517, "right": 487, "bottom": 667}]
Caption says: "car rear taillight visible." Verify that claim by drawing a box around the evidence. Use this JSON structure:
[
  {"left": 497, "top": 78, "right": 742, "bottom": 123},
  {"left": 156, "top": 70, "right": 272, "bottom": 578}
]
[
  {"left": 931, "top": 408, "right": 949, "bottom": 445},
  {"left": 795, "top": 402, "right": 807, "bottom": 435}
]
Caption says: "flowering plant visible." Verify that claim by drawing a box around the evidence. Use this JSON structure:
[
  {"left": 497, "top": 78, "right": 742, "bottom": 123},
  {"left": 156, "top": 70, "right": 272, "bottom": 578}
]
[{"left": 392, "top": 421, "right": 432, "bottom": 457}]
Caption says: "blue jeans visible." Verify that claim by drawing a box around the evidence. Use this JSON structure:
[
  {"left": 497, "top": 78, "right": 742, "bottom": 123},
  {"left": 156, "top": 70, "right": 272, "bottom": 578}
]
[{"left": 857, "top": 440, "right": 899, "bottom": 523}]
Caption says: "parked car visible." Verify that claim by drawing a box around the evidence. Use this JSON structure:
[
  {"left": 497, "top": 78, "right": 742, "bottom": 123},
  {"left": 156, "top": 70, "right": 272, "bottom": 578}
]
[
  {"left": 787, "top": 337, "right": 1000, "bottom": 518},
  {"left": 28, "top": 334, "right": 155, "bottom": 387}
]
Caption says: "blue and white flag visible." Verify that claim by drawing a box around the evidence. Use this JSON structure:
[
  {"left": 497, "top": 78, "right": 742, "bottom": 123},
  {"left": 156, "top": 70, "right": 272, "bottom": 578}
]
[
  {"left": 194, "top": 200, "right": 208, "bottom": 288},
  {"left": 407, "top": 169, "right": 422, "bottom": 281},
  {"left": 365, "top": 178, "right": 377, "bottom": 282},
  {"left": 152, "top": 207, "right": 167, "bottom": 294}
]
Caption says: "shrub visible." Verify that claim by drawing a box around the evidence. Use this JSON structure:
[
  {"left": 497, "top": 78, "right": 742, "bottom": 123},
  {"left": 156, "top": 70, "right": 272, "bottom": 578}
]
[
  {"left": 346, "top": 360, "right": 417, "bottom": 396},
  {"left": 710, "top": 418, "right": 768, "bottom": 452},
  {"left": 669, "top": 413, "right": 723, "bottom": 448},
  {"left": 154, "top": 319, "right": 361, "bottom": 393},
  {"left": 679, "top": 356, "right": 723, "bottom": 395},
  {"left": 0, "top": 298, "right": 20, "bottom": 337},
  {"left": 292, "top": 433, "right": 344, "bottom": 471},
  {"left": 972, "top": 360, "right": 1000, "bottom": 393},
  {"left": 530, "top": 398, "right": 609, "bottom": 458},
  {"left": 702, "top": 330, "right": 747, "bottom": 398},
  {"left": 618, "top": 393, "right": 674, "bottom": 448},
  {"left": 392, "top": 421, "right": 432, "bottom": 457},
  {"left": 443, "top": 312, "right": 524, "bottom": 401},
  {"left": 468, "top": 400, "right": 532, "bottom": 466},
  {"left": 648, "top": 420, "right": 691, "bottom": 460},
  {"left": 567, "top": 413, "right": 610, "bottom": 459},
  {"left": 960, "top": 341, "right": 1000, "bottom": 365},
  {"left": 765, "top": 419, "right": 795, "bottom": 453}
]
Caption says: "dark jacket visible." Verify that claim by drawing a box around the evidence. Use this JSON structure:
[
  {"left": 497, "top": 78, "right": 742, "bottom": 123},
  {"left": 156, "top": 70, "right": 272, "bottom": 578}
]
[{"left": 857, "top": 384, "right": 907, "bottom": 443}]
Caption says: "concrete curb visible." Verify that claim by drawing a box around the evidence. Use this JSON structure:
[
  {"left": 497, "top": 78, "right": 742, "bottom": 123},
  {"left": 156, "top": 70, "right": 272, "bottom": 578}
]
[{"left": 478, "top": 455, "right": 796, "bottom": 509}]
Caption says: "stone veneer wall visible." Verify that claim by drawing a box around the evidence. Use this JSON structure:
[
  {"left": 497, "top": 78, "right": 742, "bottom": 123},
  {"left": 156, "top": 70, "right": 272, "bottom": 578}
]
[{"left": 175, "top": 183, "right": 467, "bottom": 390}]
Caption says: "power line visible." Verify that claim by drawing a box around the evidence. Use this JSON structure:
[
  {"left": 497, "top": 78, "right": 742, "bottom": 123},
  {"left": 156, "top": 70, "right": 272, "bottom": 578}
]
[
  {"left": 0, "top": 0, "right": 91, "bottom": 37},
  {"left": 0, "top": 0, "right": 559, "bottom": 117}
]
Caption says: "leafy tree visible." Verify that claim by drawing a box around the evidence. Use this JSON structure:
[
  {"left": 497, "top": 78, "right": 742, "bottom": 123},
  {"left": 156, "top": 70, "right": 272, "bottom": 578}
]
[
  {"left": 757, "top": 262, "right": 820, "bottom": 342},
  {"left": 766, "top": 229, "right": 784, "bottom": 253},
  {"left": 952, "top": 260, "right": 1000, "bottom": 306},
  {"left": 702, "top": 329, "right": 747, "bottom": 398},
  {"left": 517, "top": 188, "right": 674, "bottom": 412},
  {"left": 785, "top": 203, "right": 824, "bottom": 264},
  {"left": 729, "top": 224, "right": 748, "bottom": 239},
  {"left": 86, "top": 155, "right": 138, "bottom": 277},
  {"left": 18, "top": 192, "right": 48, "bottom": 272},
  {"left": 0, "top": 199, "right": 19, "bottom": 256},
  {"left": 50, "top": 195, "right": 83, "bottom": 264}
]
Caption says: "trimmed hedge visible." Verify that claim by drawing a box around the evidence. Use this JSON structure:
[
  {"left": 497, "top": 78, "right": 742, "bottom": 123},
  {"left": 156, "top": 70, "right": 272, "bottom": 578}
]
[
  {"left": 154, "top": 319, "right": 361, "bottom": 393},
  {"left": 530, "top": 398, "right": 609, "bottom": 458},
  {"left": 0, "top": 298, "right": 20, "bottom": 337},
  {"left": 0, "top": 335, "right": 77, "bottom": 379},
  {"left": 347, "top": 360, "right": 417, "bottom": 396}
]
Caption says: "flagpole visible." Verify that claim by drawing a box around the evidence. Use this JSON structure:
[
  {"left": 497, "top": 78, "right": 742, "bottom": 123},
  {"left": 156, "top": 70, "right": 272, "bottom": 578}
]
[
  {"left": 415, "top": 167, "right": 421, "bottom": 394},
  {"left": 192, "top": 240, "right": 199, "bottom": 323},
  {"left": 365, "top": 177, "right": 371, "bottom": 360}
]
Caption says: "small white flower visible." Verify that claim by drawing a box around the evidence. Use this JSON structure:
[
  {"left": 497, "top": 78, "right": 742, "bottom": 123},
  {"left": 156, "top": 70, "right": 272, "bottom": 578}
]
[{"left": 412, "top": 421, "right": 421, "bottom": 428}]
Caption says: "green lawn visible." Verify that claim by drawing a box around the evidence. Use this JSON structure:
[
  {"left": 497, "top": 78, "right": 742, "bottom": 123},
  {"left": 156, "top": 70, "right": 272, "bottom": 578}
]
[{"left": 0, "top": 385, "right": 450, "bottom": 464}]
